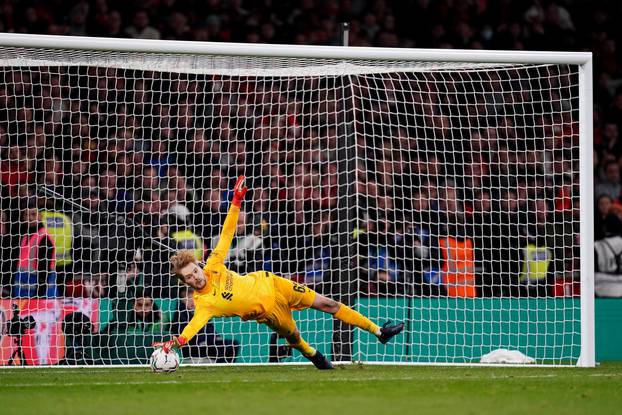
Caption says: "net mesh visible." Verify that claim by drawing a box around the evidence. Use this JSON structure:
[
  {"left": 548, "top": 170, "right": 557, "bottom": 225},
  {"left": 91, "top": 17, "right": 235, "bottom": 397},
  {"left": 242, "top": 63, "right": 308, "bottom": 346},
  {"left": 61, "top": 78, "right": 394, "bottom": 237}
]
[{"left": 0, "top": 45, "right": 581, "bottom": 366}]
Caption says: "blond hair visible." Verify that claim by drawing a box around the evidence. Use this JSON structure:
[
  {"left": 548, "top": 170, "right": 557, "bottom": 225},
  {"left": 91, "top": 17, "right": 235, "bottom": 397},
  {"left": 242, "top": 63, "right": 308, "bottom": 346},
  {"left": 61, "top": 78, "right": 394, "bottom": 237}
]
[{"left": 170, "top": 250, "right": 198, "bottom": 278}]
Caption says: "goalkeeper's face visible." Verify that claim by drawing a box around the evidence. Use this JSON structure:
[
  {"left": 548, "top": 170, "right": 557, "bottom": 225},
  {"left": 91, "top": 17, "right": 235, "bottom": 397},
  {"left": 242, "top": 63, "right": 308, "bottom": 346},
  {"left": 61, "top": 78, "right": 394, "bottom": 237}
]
[{"left": 178, "top": 263, "right": 207, "bottom": 290}]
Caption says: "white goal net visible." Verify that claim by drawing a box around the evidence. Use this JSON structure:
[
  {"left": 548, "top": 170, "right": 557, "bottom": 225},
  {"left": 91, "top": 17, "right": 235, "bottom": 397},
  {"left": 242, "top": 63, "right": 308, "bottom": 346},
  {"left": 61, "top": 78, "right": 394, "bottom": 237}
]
[{"left": 0, "top": 35, "right": 593, "bottom": 367}]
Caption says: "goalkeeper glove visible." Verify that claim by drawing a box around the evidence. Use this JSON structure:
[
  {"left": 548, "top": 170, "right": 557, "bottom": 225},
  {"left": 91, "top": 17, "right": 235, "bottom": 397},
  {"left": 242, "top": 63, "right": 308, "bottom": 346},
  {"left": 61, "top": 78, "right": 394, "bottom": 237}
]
[
  {"left": 152, "top": 336, "right": 187, "bottom": 353},
  {"left": 232, "top": 175, "right": 248, "bottom": 207}
]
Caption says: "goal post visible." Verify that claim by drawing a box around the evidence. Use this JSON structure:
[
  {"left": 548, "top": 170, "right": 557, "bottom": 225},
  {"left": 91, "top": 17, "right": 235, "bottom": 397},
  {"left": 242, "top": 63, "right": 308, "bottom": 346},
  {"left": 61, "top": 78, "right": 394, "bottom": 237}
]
[
  {"left": 0, "top": 33, "right": 594, "bottom": 367},
  {"left": 578, "top": 58, "right": 594, "bottom": 368}
]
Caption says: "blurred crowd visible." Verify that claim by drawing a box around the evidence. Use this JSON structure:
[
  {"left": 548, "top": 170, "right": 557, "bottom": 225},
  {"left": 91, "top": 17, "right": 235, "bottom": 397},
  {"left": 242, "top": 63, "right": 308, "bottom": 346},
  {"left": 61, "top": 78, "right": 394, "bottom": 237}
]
[{"left": 0, "top": 0, "right": 620, "bottom": 303}]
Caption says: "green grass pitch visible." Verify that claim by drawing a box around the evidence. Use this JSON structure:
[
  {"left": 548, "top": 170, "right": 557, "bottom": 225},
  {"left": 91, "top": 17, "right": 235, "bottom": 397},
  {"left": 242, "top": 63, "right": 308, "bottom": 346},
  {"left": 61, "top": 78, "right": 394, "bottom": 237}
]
[{"left": 1, "top": 363, "right": 621, "bottom": 415}]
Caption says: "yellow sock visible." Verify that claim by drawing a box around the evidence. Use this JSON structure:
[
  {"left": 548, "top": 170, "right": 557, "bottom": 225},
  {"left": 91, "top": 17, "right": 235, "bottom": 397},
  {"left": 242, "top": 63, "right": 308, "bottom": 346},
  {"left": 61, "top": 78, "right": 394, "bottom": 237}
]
[
  {"left": 288, "top": 337, "right": 316, "bottom": 358},
  {"left": 334, "top": 304, "right": 381, "bottom": 336}
]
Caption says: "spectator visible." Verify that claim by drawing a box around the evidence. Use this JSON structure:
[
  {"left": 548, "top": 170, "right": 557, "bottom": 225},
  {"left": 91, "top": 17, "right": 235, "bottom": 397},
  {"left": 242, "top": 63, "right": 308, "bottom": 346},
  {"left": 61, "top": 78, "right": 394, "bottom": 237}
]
[
  {"left": 148, "top": 139, "right": 173, "bottom": 178},
  {"left": 0, "top": 142, "right": 33, "bottom": 198},
  {"left": 124, "top": 10, "right": 160, "bottom": 39},
  {"left": 67, "top": 154, "right": 93, "bottom": 200},
  {"left": 599, "top": 122, "right": 621, "bottom": 156},
  {"left": 178, "top": 128, "right": 218, "bottom": 190},
  {"left": 160, "top": 188, "right": 191, "bottom": 223},
  {"left": 19, "top": 6, "right": 48, "bottom": 34},
  {"left": 133, "top": 189, "right": 163, "bottom": 221},
  {"left": 160, "top": 166, "right": 198, "bottom": 221},
  {"left": 194, "top": 187, "right": 225, "bottom": 240},
  {"left": 100, "top": 261, "right": 143, "bottom": 300},
  {"left": 394, "top": 188, "right": 435, "bottom": 295},
  {"left": 161, "top": 12, "right": 192, "bottom": 40},
  {"left": 171, "top": 286, "right": 239, "bottom": 363},
  {"left": 168, "top": 214, "right": 205, "bottom": 263},
  {"left": 208, "top": 210, "right": 266, "bottom": 275},
  {"left": 68, "top": 2, "right": 89, "bottom": 36},
  {"left": 114, "top": 152, "right": 136, "bottom": 192},
  {"left": 514, "top": 199, "right": 558, "bottom": 297},
  {"left": 272, "top": 194, "right": 310, "bottom": 278},
  {"left": 595, "top": 194, "right": 622, "bottom": 240},
  {"left": 13, "top": 203, "right": 58, "bottom": 298},
  {"left": 99, "top": 166, "right": 133, "bottom": 213},
  {"left": 595, "top": 160, "right": 622, "bottom": 202},
  {"left": 0, "top": 210, "right": 17, "bottom": 297},
  {"left": 141, "top": 213, "right": 202, "bottom": 298},
  {"left": 39, "top": 199, "right": 75, "bottom": 296},
  {"left": 366, "top": 217, "right": 402, "bottom": 296},
  {"left": 140, "top": 165, "right": 161, "bottom": 191},
  {"left": 468, "top": 189, "right": 497, "bottom": 297},
  {"left": 64, "top": 262, "right": 109, "bottom": 298},
  {"left": 299, "top": 213, "right": 333, "bottom": 287},
  {"left": 436, "top": 185, "right": 466, "bottom": 238},
  {"left": 102, "top": 289, "right": 165, "bottom": 334},
  {"left": 434, "top": 222, "right": 476, "bottom": 298},
  {"left": 488, "top": 189, "right": 522, "bottom": 297}
]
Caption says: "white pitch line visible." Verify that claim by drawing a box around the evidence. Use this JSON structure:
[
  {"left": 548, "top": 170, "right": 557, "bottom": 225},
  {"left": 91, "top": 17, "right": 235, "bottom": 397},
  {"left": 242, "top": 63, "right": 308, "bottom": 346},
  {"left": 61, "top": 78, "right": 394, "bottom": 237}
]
[{"left": 1, "top": 372, "right": 619, "bottom": 388}]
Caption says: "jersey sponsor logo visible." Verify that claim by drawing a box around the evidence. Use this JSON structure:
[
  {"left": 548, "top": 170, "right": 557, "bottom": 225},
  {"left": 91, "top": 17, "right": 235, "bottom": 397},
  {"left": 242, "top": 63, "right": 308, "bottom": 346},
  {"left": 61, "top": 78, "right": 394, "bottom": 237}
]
[
  {"left": 221, "top": 292, "right": 233, "bottom": 301},
  {"left": 225, "top": 271, "right": 234, "bottom": 291}
]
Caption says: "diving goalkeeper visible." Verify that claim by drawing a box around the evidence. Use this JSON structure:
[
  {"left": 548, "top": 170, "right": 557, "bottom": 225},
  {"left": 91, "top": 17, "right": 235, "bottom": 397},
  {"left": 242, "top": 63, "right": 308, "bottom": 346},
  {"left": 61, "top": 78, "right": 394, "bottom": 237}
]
[{"left": 153, "top": 176, "right": 404, "bottom": 369}]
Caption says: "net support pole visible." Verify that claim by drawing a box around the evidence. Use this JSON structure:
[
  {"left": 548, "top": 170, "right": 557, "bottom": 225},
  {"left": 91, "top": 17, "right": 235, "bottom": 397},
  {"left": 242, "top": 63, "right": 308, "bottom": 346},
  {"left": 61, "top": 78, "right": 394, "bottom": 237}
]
[
  {"left": 330, "top": 21, "right": 355, "bottom": 363},
  {"left": 331, "top": 74, "right": 357, "bottom": 362},
  {"left": 340, "top": 23, "right": 350, "bottom": 47},
  {"left": 578, "top": 56, "right": 595, "bottom": 367}
]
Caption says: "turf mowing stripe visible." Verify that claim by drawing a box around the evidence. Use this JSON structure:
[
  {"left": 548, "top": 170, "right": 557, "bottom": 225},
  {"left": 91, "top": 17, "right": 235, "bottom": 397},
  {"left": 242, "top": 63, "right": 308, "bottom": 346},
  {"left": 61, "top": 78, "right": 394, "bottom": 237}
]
[
  {"left": 2, "top": 372, "right": 620, "bottom": 388},
  {"left": 1, "top": 377, "right": 415, "bottom": 387}
]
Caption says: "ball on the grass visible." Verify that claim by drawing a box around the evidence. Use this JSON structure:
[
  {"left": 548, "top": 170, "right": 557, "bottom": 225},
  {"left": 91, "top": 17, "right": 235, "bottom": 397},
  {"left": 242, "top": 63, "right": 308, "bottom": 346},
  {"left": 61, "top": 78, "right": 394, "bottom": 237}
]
[{"left": 150, "top": 348, "right": 180, "bottom": 373}]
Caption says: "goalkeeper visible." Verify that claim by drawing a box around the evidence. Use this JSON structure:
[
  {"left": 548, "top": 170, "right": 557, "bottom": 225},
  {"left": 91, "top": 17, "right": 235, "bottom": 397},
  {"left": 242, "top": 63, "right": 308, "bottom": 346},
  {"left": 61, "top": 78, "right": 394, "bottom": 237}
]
[{"left": 154, "top": 176, "right": 404, "bottom": 369}]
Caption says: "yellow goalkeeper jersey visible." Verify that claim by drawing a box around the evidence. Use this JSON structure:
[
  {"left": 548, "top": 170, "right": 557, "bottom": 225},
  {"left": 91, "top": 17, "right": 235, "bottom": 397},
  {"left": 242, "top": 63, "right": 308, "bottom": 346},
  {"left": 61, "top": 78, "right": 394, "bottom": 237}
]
[{"left": 179, "top": 204, "right": 275, "bottom": 343}]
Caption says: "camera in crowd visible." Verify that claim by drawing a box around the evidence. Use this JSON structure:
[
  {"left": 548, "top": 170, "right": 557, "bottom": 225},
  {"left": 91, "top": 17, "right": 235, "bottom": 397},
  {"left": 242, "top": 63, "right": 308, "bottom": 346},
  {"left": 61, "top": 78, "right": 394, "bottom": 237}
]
[
  {"left": 59, "top": 311, "right": 94, "bottom": 365},
  {"left": 1, "top": 304, "right": 37, "bottom": 366},
  {"left": 7, "top": 304, "right": 36, "bottom": 337}
]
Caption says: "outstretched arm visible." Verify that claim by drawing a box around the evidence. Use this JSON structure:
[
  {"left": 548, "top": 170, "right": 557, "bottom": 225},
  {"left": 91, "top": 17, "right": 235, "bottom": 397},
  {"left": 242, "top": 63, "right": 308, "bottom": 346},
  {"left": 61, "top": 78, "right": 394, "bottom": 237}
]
[
  {"left": 210, "top": 176, "right": 248, "bottom": 264},
  {"left": 153, "top": 301, "right": 213, "bottom": 352},
  {"left": 179, "top": 305, "right": 213, "bottom": 344}
]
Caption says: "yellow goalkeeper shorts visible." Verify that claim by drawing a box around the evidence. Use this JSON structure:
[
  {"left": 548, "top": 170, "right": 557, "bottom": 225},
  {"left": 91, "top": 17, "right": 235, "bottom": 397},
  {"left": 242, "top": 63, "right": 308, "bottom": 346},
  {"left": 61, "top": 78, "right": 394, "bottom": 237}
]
[{"left": 260, "top": 274, "right": 316, "bottom": 337}]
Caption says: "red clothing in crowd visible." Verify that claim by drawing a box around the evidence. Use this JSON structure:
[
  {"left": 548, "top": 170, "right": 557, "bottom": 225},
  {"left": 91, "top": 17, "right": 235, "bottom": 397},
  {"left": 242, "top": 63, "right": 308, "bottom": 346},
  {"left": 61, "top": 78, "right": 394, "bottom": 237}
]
[{"left": 0, "top": 161, "right": 32, "bottom": 197}]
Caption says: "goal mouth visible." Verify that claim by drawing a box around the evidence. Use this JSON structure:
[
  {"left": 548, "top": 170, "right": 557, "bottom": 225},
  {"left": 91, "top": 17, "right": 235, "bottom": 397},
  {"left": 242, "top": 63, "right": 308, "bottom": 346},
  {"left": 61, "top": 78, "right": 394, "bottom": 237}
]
[{"left": 0, "top": 34, "right": 593, "bottom": 368}]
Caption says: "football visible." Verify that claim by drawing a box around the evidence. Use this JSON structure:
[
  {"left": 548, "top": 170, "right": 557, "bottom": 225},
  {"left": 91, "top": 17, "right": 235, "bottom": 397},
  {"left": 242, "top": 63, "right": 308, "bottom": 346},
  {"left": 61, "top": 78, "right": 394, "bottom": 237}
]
[{"left": 149, "top": 348, "right": 180, "bottom": 373}]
